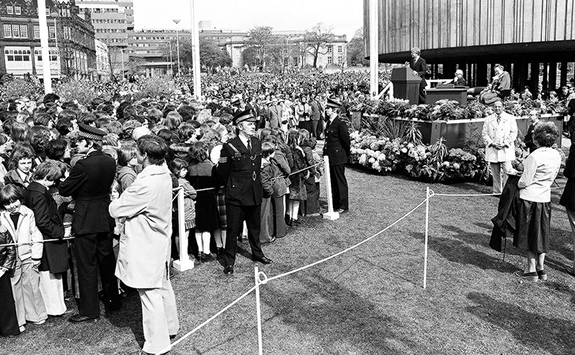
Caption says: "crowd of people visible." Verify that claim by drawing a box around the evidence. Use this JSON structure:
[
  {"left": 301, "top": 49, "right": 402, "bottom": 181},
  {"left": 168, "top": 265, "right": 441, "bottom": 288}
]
[{"left": 0, "top": 76, "right": 352, "bottom": 354}]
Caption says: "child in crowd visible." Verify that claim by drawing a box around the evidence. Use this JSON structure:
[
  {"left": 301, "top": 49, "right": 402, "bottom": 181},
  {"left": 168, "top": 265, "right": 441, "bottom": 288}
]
[
  {"left": 0, "top": 184, "right": 46, "bottom": 330},
  {"left": 169, "top": 158, "right": 197, "bottom": 255},
  {"left": 0, "top": 224, "right": 19, "bottom": 336},
  {"left": 24, "top": 162, "right": 69, "bottom": 317},
  {"left": 259, "top": 142, "right": 276, "bottom": 244},
  {"left": 301, "top": 133, "right": 320, "bottom": 216},
  {"left": 4, "top": 145, "right": 34, "bottom": 188},
  {"left": 286, "top": 129, "right": 308, "bottom": 226},
  {"left": 186, "top": 142, "right": 219, "bottom": 262}
]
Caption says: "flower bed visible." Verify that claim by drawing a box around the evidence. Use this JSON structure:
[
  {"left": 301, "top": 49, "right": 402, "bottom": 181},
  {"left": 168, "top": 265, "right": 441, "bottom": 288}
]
[{"left": 349, "top": 131, "right": 492, "bottom": 184}]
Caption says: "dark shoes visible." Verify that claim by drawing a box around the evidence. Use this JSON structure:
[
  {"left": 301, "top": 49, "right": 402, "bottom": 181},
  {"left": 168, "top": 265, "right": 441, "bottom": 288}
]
[
  {"left": 537, "top": 270, "right": 548, "bottom": 281},
  {"left": 68, "top": 313, "right": 99, "bottom": 323},
  {"left": 223, "top": 265, "right": 234, "bottom": 275},
  {"left": 336, "top": 208, "right": 349, "bottom": 214},
  {"left": 514, "top": 271, "right": 538, "bottom": 282},
  {"left": 200, "top": 252, "right": 215, "bottom": 262},
  {"left": 252, "top": 256, "right": 273, "bottom": 264}
]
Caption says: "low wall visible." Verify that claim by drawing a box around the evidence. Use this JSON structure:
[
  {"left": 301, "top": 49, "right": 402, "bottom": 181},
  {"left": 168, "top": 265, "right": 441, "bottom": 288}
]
[{"left": 360, "top": 114, "right": 564, "bottom": 149}]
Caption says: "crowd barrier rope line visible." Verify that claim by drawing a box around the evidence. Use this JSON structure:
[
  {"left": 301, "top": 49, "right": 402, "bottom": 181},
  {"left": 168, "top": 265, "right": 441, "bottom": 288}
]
[
  {"left": 161, "top": 194, "right": 430, "bottom": 354},
  {"left": 0, "top": 236, "right": 75, "bottom": 248}
]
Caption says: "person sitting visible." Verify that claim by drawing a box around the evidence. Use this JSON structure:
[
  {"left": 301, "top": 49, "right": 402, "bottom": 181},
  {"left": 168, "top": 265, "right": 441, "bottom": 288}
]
[
  {"left": 479, "top": 64, "right": 512, "bottom": 104},
  {"left": 451, "top": 69, "right": 467, "bottom": 86}
]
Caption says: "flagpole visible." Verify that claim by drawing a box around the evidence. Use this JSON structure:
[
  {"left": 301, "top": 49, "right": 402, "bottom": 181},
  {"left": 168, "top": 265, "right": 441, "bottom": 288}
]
[{"left": 37, "top": 0, "right": 52, "bottom": 93}]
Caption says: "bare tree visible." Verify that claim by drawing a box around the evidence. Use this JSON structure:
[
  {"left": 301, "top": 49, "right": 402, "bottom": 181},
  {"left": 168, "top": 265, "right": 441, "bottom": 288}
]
[
  {"left": 304, "top": 23, "right": 333, "bottom": 68},
  {"left": 247, "top": 26, "right": 276, "bottom": 69}
]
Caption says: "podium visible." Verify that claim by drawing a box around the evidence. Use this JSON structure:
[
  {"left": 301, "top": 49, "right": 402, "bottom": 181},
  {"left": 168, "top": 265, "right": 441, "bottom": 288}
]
[{"left": 391, "top": 67, "right": 422, "bottom": 105}]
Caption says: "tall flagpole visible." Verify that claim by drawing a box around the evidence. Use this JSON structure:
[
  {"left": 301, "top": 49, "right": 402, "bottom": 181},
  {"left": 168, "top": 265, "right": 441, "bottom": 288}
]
[
  {"left": 37, "top": 0, "right": 52, "bottom": 93},
  {"left": 190, "top": 0, "right": 202, "bottom": 100},
  {"left": 369, "top": 0, "right": 379, "bottom": 99}
]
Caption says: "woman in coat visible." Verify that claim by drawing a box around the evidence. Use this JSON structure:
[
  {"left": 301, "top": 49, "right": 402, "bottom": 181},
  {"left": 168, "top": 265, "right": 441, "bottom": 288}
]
[
  {"left": 514, "top": 123, "right": 561, "bottom": 281},
  {"left": 560, "top": 141, "right": 575, "bottom": 276},
  {"left": 24, "top": 162, "right": 69, "bottom": 316},
  {"left": 0, "top": 225, "right": 19, "bottom": 336}
]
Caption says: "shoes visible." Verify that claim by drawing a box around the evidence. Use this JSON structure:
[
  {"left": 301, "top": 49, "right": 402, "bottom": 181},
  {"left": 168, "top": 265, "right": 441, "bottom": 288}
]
[
  {"left": 105, "top": 299, "right": 121, "bottom": 312},
  {"left": 336, "top": 208, "right": 349, "bottom": 214},
  {"left": 252, "top": 256, "right": 273, "bottom": 264},
  {"left": 223, "top": 265, "right": 234, "bottom": 275},
  {"left": 514, "top": 271, "right": 538, "bottom": 282},
  {"left": 32, "top": 319, "right": 46, "bottom": 325},
  {"left": 261, "top": 236, "right": 276, "bottom": 245},
  {"left": 52, "top": 309, "right": 75, "bottom": 317},
  {"left": 292, "top": 218, "right": 301, "bottom": 225},
  {"left": 537, "top": 270, "right": 548, "bottom": 281},
  {"left": 200, "top": 252, "right": 215, "bottom": 262},
  {"left": 19, "top": 325, "right": 25, "bottom": 333},
  {"left": 68, "top": 313, "right": 99, "bottom": 323}
]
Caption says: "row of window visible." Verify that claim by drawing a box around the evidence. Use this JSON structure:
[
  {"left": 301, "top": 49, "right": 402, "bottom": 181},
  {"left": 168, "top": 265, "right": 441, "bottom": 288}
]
[
  {"left": 326, "top": 45, "right": 344, "bottom": 54},
  {"left": 327, "top": 56, "right": 344, "bottom": 64},
  {"left": 6, "top": 4, "right": 22, "bottom": 15},
  {"left": 96, "top": 29, "right": 126, "bottom": 33},
  {"left": 3, "top": 24, "right": 55, "bottom": 39},
  {"left": 4, "top": 49, "right": 59, "bottom": 62},
  {"left": 93, "top": 19, "right": 125, "bottom": 24}
]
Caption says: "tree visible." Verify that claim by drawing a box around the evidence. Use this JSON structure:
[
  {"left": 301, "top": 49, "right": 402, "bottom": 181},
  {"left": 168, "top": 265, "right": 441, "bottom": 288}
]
[
  {"left": 347, "top": 28, "right": 368, "bottom": 67},
  {"left": 246, "top": 26, "right": 276, "bottom": 69},
  {"left": 162, "top": 36, "right": 232, "bottom": 74},
  {"left": 304, "top": 23, "right": 333, "bottom": 68},
  {"left": 241, "top": 47, "right": 259, "bottom": 68}
]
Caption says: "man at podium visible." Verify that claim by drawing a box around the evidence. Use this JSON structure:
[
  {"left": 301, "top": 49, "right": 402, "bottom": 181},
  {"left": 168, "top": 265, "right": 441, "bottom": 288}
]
[{"left": 409, "top": 47, "right": 428, "bottom": 104}]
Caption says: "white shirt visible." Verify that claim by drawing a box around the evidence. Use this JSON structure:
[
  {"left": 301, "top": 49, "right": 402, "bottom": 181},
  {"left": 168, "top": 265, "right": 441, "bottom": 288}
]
[{"left": 518, "top": 147, "right": 561, "bottom": 203}]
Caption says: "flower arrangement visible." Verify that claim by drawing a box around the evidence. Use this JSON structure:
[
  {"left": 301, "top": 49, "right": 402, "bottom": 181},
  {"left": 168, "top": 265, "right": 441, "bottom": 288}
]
[{"left": 349, "top": 131, "right": 523, "bottom": 184}]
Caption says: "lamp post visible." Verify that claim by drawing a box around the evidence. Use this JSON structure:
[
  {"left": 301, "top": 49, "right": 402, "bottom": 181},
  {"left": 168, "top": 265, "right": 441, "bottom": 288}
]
[
  {"left": 173, "top": 19, "right": 181, "bottom": 75},
  {"left": 121, "top": 48, "right": 125, "bottom": 80}
]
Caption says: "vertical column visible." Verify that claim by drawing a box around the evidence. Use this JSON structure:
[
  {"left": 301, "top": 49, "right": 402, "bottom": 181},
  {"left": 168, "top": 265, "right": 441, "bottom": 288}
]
[
  {"left": 37, "top": 0, "right": 52, "bottom": 93},
  {"left": 369, "top": 0, "right": 379, "bottom": 99}
]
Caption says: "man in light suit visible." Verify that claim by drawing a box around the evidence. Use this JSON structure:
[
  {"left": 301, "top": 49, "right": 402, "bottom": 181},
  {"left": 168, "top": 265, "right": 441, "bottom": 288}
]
[
  {"left": 109, "top": 135, "right": 178, "bottom": 355},
  {"left": 482, "top": 100, "right": 518, "bottom": 195}
]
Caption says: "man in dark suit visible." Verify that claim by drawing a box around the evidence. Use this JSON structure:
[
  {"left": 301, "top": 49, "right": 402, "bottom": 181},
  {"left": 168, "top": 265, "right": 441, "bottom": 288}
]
[
  {"left": 323, "top": 98, "right": 351, "bottom": 213},
  {"left": 409, "top": 47, "right": 428, "bottom": 104},
  {"left": 218, "top": 110, "right": 272, "bottom": 275},
  {"left": 59, "top": 123, "right": 119, "bottom": 322}
]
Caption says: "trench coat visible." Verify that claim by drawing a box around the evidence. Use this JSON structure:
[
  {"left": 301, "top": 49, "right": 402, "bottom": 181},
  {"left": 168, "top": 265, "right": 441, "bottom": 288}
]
[
  {"left": 482, "top": 112, "right": 517, "bottom": 163},
  {"left": 108, "top": 164, "right": 172, "bottom": 289}
]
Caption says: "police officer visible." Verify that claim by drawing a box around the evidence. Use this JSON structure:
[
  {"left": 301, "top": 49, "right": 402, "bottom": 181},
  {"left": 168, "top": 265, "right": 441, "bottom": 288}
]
[
  {"left": 323, "top": 98, "right": 351, "bottom": 213},
  {"left": 218, "top": 110, "right": 272, "bottom": 275},
  {"left": 59, "top": 123, "right": 119, "bottom": 322}
]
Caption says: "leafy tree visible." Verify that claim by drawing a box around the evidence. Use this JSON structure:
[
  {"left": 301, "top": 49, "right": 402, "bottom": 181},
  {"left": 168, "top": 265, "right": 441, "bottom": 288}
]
[
  {"left": 347, "top": 28, "right": 368, "bottom": 66},
  {"left": 246, "top": 26, "right": 276, "bottom": 68},
  {"left": 200, "top": 39, "right": 232, "bottom": 69},
  {"left": 241, "top": 47, "right": 259, "bottom": 68},
  {"left": 304, "top": 23, "right": 333, "bottom": 68},
  {"left": 163, "top": 37, "right": 232, "bottom": 73}
]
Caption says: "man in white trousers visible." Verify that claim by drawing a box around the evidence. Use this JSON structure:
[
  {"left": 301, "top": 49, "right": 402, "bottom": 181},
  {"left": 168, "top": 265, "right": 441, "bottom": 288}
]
[
  {"left": 482, "top": 100, "right": 518, "bottom": 195},
  {"left": 109, "top": 135, "right": 178, "bottom": 355}
]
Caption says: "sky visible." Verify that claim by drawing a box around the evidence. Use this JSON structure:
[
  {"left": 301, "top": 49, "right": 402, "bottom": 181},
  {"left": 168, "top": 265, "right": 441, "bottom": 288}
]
[{"left": 134, "top": 0, "right": 364, "bottom": 40}]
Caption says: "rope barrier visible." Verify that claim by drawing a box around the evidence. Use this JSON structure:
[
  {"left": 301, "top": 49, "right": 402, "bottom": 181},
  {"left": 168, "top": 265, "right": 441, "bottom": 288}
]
[
  {"left": 160, "top": 285, "right": 258, "bottom": 354},
  {"left": 264, "top": 196, "right": 429, "bottom": 283},
  {"left": 162, "top": 195, "right": 430, "bottom": 353},
  {"left": 0, "top": 236, "right": 75, "bottom": 248}
]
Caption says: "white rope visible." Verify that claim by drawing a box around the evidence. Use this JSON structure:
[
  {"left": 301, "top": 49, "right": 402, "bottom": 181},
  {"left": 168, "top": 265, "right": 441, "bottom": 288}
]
[{"left": 0, "top": 236, "right": 75, "bottom": 248}]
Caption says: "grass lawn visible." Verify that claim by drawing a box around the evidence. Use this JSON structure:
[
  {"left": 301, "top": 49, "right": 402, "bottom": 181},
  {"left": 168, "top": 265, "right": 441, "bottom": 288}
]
[{"left": 1, "top": 166, "right": 575, "bottom": 355}]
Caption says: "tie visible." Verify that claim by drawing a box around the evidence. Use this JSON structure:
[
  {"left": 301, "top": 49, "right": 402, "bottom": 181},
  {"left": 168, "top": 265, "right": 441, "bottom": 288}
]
[{"left": 247, "top": 139, "right": 252, "bottom": 154}]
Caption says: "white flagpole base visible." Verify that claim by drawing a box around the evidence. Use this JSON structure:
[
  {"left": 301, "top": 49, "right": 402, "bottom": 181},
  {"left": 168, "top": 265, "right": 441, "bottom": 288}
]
[
  {"left": 322, "top": 211, "right": 340, "bottom": 220},
  {"left": 173, "top": 259, "right": 194, "bottom": 272}
]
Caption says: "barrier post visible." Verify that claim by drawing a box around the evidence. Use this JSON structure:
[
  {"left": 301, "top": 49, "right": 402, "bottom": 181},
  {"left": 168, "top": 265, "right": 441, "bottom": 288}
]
[
  {"left": 423, "top": 187, "right": 430, "bottom": 289},
  {"left": 255, "top": 266, "right": 263, "bottom": 355},
  {"left": 173, "top": 187, "right": 194, "bottom": 271},
  {"left": 322, "top": 156, "right": 340, "bottom": 220}
]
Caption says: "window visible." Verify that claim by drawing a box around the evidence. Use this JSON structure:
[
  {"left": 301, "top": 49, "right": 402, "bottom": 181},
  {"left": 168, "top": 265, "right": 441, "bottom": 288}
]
[
  {"left": 6, "top": 5, "right": 13, "bottom": 14},
  {"left": 337, "top": 46, "right": 342, "bottom": 53},
  {"left": 337, "top": 56, "right": 343, "bottom": 64},
  {"left": 3, "top": 24, "right": 11, "bottom": 38},
  {"left": 34, "top": 25, "right": 40, "bottom": 39},
  {"left": 20, "top": 25, "right": 28, "bottom": 39},
  {"left": 327, "top": 45, "right": 332, "bottom": 54},
  {"left": 327, "top": 57, "right": 333, "bottom": 64},
  {"left": 11, "top": 24, "right": 20, "bottom": 38},
  {"left": 49, "top": 26, "right": 56, "bottom": 39},
  {"left": 14, "top": 5, "right": 21, "bottom": 15},
  {"left": 6, "top": 49, "right": 14, "bottom": 61}
]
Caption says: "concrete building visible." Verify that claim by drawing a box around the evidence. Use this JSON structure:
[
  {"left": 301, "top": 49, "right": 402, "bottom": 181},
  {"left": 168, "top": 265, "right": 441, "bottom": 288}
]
[
  {"left": 76, "top": 0, "right": 133, "bottom": 78},
  {"left": 95, "top": 38, "right": 109, "bottom": 79},
  {"left": 0, "top": 0, "right": 96, "bottom": 79},
  {"left": 364, "top": 0, "right": 575, "bottom": 91}
]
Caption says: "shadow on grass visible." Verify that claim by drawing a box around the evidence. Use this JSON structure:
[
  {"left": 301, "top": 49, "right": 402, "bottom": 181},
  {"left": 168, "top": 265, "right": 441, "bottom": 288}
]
[
  {"left": 466, "top": 292, "right": 575, "bottom": 355},
  {"left": 107, "top": 290, "right": 145, "bottom": 348},
  {"left": 424, "top": 234, "right": 517, "bottom": 272},
  {"left": 261, "top": 274, "right": 418, "bottom": 354}
]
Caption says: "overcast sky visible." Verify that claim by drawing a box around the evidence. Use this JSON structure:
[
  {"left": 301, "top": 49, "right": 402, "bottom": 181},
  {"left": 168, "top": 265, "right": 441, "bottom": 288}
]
[{"left": 134, "top": 0, "right": 364, "bottom": 39}]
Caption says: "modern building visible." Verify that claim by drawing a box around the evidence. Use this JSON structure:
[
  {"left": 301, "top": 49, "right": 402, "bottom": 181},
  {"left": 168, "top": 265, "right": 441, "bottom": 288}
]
[
  {"left": 364, "top": 0, "right": 575, "bottom": 91},
  {"left": 0, "top": 0, "right": 96, "bottom": 79},
  {"left": 95, "top": 38, "right": 109, "bottom": 79},
  {"left": 76, "top": 0, "right": 133, "bottom": 78}
]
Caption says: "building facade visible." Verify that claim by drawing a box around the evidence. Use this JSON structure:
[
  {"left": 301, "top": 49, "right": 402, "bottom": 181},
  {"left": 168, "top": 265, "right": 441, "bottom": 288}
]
[
  {"left": 76, "top": 0, "right": 132, "bottom": 78},
  {"left": 364, "top": 0, "right": 575, "bottom": 91},
  {"left": 0, "top": 0, "right": 96, "bottom": 79}
]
